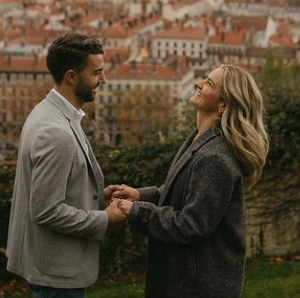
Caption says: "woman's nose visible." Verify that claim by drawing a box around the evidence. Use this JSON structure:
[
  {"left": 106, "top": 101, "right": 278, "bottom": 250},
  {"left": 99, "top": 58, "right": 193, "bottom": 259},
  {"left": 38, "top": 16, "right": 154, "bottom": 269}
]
[{"left": 194, "top": 81, "right": 203, "bottom": 90}]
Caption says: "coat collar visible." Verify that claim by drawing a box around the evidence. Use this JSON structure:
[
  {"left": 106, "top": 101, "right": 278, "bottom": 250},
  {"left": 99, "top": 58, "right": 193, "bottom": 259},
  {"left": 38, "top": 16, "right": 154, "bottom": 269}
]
[
  {"left": 191, "top": 125, "right": 222, "bottom": 154},
  {"left": 46, "top": 90, "right": 87, "bottom": 156},
  {"left": 158, "top": 126, "right": 222, "bottom": 206},
  {"left": 46, "top": 89, "right": 81, "bottom": 122}
]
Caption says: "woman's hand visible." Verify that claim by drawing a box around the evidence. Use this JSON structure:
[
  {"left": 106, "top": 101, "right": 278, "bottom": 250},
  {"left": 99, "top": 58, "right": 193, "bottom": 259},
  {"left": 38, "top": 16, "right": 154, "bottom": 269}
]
[
  {"left": 112, "top": 184, "right": 140, "bottom": 202},
  {"left": 117, "top": 199, "right": 133, "bottom": 216}
]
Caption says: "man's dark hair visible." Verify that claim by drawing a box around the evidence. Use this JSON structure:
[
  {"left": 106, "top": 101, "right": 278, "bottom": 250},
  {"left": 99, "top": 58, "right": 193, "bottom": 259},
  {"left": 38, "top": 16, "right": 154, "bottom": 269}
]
[{"left": 46, "top": 32, "right": 104, "bottom": 84}]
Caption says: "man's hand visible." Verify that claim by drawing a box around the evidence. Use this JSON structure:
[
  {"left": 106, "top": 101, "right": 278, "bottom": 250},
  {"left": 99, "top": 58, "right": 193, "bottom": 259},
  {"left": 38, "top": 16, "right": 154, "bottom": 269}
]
[
  {"left": 112, "top": 184, "right": 140, "bottom": 202},
  {"left": 105, "top": 199, "right": 127, "bottom": 226}
]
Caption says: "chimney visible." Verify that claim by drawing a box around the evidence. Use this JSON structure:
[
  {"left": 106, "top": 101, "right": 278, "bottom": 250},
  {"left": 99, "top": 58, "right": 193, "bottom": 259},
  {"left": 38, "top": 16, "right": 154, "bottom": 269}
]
[
  {"left": 6, "top": 54, "right": 12, "bottom": 66},
  {"left": 110, "top": 56, "right": 116, "bottom": 69},
  {"left": 180, "top": 21, "right": 184, "bottom": 31},
  {"left": 130, "top": 60, "right": 137, "bottom": 70},
  {"left": 158, "top": 1, "right": 163, "bottom": 16},
  {"left": 34, "top": 53, "right": 39, "bottom": 67},
  {"left": 142, "top": 0, "right": 147, "bottom": 15},
  {"left": 221, "top": 31, "right": 225, "bottom": 42},
  {"left": 115, "top": 54, "right": 121, "bottom": 65},
  {"left": 151, "top": 60, "right": 157, "bottom": 73},
  {"left": 169, "top": 57, "right": 178, "bottom": 71}
]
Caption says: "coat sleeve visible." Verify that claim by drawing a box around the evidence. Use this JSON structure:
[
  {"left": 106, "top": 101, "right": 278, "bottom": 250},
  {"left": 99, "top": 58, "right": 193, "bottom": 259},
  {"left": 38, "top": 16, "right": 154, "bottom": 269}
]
[
  {"left": 128, "top": 154, "right": 236, "bottom": 244},
  {"left": 137, "top": 185, "right": 164, "bottom": 205},
  {"left": 29, "top": 126, "right": 108, "bottom": 241}
]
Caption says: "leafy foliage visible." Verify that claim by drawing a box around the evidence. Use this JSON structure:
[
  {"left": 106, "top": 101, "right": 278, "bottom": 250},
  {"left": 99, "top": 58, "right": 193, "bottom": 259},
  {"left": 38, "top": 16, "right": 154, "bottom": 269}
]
[{"left": 257, "top": 54, "right": 300, "bottom": 170}]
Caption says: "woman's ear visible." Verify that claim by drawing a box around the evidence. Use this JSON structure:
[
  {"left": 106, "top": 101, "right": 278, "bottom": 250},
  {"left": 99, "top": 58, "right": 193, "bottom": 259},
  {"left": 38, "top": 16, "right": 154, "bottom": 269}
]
[{"left": 218, "top": 102, "right": 226, "bottom": 114}]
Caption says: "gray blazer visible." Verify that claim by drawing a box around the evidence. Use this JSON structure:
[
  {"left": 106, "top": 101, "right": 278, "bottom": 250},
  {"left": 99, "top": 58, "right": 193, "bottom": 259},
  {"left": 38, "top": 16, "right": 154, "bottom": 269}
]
[
  {"left": 6, "top": 90, "right": 108, "bottom": 288},
  {"left": 128, "top": 127, "right": 246, "bottom": 298}
]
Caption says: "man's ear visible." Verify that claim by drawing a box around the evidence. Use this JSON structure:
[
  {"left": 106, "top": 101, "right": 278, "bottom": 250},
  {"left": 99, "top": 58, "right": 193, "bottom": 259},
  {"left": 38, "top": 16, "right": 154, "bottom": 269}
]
[{"left": 64, "top": 70, "right": 78, "bottom": 86}]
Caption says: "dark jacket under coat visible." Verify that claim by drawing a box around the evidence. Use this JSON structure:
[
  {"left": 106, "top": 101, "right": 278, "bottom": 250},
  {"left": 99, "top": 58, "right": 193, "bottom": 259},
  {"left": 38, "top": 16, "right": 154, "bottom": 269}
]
[{"left": 128, "top": 127, "right": 246, "bottom": 298}]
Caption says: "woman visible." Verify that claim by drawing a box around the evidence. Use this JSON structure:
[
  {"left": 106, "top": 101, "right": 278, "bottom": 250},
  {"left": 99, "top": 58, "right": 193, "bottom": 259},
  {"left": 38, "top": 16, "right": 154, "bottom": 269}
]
[{"left": 112, "top": 65, "right": 269, "bottom": 298}]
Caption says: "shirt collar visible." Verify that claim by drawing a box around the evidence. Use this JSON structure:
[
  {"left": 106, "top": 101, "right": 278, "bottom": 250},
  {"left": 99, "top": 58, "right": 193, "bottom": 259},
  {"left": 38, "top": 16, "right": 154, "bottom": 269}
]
[{"left": 52, "top": 88, "right": 85, "bottom": 121}]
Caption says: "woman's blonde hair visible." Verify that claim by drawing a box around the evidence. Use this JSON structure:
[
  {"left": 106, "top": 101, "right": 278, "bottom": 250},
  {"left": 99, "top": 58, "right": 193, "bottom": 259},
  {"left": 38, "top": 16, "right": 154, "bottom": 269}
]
[{"left": 220, "top": 65, "right": 269, "bottom": 189}]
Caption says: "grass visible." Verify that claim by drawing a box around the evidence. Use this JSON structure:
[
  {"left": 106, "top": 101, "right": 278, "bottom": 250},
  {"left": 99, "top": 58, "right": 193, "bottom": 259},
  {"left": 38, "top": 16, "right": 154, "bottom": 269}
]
[
  {"left": 242, "top": 261, "right": 300, "bottom": 298},
  {"left": 4, "top": 261, "right": 300, "bottom": 297},
  {"left": 87, "top": 281, "right": 144, "bottom": 298},
  {"left": 87, "top": 261, "right": 300, "bottom": 298}
]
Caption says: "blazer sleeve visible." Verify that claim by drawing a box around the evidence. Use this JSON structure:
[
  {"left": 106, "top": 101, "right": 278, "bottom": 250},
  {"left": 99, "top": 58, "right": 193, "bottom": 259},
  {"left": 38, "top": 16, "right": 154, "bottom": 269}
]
[
  {"left": 128, "top": 154, "right": 236, "bottom": 244},
  {"left": 29, "top": 126, "right": 108, "bottom": 241},
  {"left": 138, "top": 185, "right": 164, "bottom": 205}
]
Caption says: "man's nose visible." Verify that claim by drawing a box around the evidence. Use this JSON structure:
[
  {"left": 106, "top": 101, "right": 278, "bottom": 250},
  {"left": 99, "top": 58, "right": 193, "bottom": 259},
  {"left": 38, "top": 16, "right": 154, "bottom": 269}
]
[{"left": 99, "top": 73, "right": 106, "bottom": 84}]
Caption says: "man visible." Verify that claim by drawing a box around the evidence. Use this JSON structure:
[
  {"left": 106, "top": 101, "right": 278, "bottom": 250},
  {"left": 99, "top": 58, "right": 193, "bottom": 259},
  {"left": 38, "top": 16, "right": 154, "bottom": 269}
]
[{"left": 6, "top": 33, "right": 125, "bottom": 298}]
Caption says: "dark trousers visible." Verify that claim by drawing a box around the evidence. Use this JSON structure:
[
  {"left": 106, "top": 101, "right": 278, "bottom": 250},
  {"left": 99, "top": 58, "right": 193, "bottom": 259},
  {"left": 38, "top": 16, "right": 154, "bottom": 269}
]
[{"left": 28, "top": 284, "right": 86, "bottom": 298}]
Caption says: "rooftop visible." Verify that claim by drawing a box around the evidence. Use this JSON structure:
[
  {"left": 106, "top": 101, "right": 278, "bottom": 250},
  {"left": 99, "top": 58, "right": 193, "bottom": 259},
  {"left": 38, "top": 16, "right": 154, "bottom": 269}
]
[
  {"left": 0, "top": 54, "right": 48, "bottom": 73},
  {"left": 106, "top": 59, "right": 190, "bottom": 80},
  {"left": 155, "top": 26, "right": 206, "bottom": 40}
]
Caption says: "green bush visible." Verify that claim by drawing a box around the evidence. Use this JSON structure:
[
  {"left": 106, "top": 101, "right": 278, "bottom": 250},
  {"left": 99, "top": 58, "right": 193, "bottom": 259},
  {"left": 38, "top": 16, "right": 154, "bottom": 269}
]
[{"left": 0, "top": 163, "right": 16, "bottom": 282}]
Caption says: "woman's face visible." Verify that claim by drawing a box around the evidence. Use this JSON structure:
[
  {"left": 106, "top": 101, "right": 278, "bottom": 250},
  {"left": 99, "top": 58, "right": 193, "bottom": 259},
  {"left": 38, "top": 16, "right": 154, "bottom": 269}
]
[{"left": 189, "top": 67, "right": 224, "bottom": 114}]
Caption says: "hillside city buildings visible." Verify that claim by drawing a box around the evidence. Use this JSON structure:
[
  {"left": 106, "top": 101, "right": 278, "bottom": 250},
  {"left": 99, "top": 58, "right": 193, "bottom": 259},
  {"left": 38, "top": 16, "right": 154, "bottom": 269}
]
[{"left": 1, "top": 0, "right": 300, "bottom": 146}]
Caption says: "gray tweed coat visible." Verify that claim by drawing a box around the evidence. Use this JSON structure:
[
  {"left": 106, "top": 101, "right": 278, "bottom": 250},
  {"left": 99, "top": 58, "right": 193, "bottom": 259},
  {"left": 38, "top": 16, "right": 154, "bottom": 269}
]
[{"left": 128, "top": 127, "right": 246, "bottom": 298}]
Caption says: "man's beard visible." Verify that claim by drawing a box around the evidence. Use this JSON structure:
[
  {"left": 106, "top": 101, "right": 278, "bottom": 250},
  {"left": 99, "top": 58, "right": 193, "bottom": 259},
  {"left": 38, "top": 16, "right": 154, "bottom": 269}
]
[{"left": 74, "top": 78, "right": 96, "bottom": 103}]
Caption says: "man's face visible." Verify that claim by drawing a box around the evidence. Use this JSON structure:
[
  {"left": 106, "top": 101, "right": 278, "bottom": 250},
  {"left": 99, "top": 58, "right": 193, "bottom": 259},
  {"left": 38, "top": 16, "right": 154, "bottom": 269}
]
[{"left": 74, "top": 54, "right": 106, "bottom": 103}]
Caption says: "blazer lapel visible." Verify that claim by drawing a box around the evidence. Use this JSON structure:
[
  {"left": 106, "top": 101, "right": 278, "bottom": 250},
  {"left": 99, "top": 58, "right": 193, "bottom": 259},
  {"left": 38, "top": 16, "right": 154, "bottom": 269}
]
[
  {"left": 168, "top": 129, "right": 198, "bottom": 171},
  {"left": 47, "top": 90, "right": 102, "bottom": 192},
  {"left": 69, "top": 119, "right": 104, "bottom": 194},
  {"left": 158, "top": 126, "right": 222, "bottom": 206}
]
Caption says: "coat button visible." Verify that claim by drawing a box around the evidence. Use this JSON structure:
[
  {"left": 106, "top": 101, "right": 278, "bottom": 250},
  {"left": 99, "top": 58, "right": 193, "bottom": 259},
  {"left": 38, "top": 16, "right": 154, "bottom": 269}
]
[{"left": 93, "top": 195, "right": 98, "bottom": 200}]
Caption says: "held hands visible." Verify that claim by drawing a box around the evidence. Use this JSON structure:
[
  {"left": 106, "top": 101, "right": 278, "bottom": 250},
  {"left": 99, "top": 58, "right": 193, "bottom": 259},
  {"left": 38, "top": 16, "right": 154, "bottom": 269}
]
[
  {"left": 105, "top": 199, "right": 126, "bottom": 227},
  {"left": 111, "top": 184, "right": 140, "bottom": 202},
  {"left": 104, "top": 184, "right": 139, "bottom": 226}
]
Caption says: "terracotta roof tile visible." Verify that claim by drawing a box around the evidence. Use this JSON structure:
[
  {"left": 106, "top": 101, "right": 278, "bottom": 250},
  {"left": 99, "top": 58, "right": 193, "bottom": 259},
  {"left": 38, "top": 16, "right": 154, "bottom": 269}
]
[
  {"left": 155, "top": 27, "right": 206, "bottom": 40},
  {"left": 0, "top": 54, "right": 48, "bottom": 73},
  {"left": 269, "top": 26, "right": 295, "bottom": 47},
  {"left": 209, "top": 30, "right": 248, "bottom": 45},
  {"left": 171, "top": 0, "right": 205, "bottom": 11},
  {"left": 106, "top": 62, "right": 190, "bottom": 80},
  {"left": 104, "top": 48, "right": 130, "bottom": 63},
  {"left": 0, "top": 0, "right": 20, "bottom": 4},
  {"left": 102, "top": 24, "right": 138, "bottom": 39},
  {"left": 232, "top": 16, "right": 268, "bottom": 31},
  {"left": 247, "top": 46, "right": 295, "bottom": 59},
  {"left": 268, "top": 0, "right": 286, "bottom": 7},
  {"left": 224, "top": 0, "right": 248, "bottom": 4}
]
